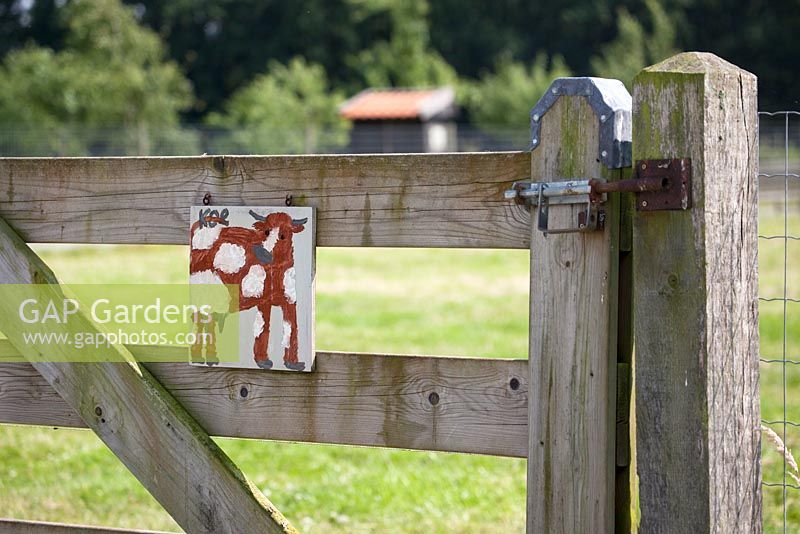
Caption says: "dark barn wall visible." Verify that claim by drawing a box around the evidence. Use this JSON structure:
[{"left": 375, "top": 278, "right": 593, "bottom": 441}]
[
  {"left": 348, "top": 121, "right": 426, "bottom": 153},
  {"left": 347, "top": 120, "right": 457, "bottom": 153}
]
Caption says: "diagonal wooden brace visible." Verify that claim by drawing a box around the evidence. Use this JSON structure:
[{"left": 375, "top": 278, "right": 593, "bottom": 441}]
[{"left": 0, "top": 216, "right": 296, "bottom": 534}]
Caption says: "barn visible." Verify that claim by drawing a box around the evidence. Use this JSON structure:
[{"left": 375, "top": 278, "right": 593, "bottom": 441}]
[{"left": 339, "top": 87, "right": 458, "bottom": 153}]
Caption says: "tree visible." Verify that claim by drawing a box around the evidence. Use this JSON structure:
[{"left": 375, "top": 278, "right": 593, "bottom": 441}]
[
  {"left": 590, "top": 0, "right": 678, "bottom": 88},
  {"left": 1, "top": 0, "right": 796, "bottom": 119},
  {"left": 0, "top": 0, "right": 194, "bottom": 155},
  {"left": 0, "top": 46, "right": 85, "bottom": 155},
  {"left": 0, "top": 0, "right": 65, "bottom": 61},
  {"left": 463, "top": 53, "right": 572, "bottom": 129},
  {"left": 206, "top": 57, "right": 350, "bottom": 154},
  {"left": 124, "top": 0, "right": 373, "bottom": 119},
  {"left": 346, "top": 0, "right": 457, "bottom": 87}
]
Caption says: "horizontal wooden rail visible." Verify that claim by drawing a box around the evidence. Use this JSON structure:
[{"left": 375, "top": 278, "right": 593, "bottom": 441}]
[
  {"left": 0, "top": 342, "right": 528, "bottom": 457},
  {"left": 0, "top": 152, "right": 531, "bottom": 249},
  {"left": 0, "top": 518, "right": 171, "bottom": 533}
]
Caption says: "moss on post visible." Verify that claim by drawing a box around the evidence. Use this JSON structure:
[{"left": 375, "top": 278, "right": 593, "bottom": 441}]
[
  {"left": 528, "top": 83, "right": 626, "bottom": 534},
  {"left": 632, "top": 52, "right": 760, "bottom": 533}
]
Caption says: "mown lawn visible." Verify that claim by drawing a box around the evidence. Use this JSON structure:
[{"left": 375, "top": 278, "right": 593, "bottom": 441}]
[
  {"left": 0, "top": 245, "right": 530, "bottom": 533},
  {"left": 0, "top": 208, "right": 796, "bottom": 532}
]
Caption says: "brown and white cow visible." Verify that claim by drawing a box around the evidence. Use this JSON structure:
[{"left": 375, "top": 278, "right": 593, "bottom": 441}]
[{"left": 189, "top": 208, "right": 307, "bottom": 370}]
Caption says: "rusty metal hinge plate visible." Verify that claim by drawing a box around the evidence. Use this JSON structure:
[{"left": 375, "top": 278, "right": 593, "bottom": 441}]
[{"left": 634, "top": 158, "right": 692, "bottom": 211}]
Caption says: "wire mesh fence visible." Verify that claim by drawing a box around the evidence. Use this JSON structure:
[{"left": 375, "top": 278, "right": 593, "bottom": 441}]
[{"left": 759, "top": 111, "right": 800, "bottom": 533}]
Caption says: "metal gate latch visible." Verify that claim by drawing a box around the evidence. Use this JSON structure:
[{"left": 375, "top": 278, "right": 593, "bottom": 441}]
[{"left": 504, "top": 158, "right": 692, "bottom": 234}]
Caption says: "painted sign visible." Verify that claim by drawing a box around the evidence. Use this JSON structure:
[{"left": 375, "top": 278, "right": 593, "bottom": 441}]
[{"left": 189, "top": 206, "right": 315, "bottom": 371}]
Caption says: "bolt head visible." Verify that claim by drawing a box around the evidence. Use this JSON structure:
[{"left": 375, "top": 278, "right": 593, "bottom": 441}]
[
  {"left": 551, "top": 88, "right": 558, "bottom": 94},
  {"left": 600, "top": 114, "right": 607, "bottom": 122},
  {"left": 533, "top": 114, "right": 539, "bottom": 121},
  {"left": 601, "top": 150, "right": 608, "bottom": 158},
  {"left": 532, "top": 138, "right": 538, "bottom": 145},
  {"left": 641, "top": 200, "right": 648, "bottom": 207}
]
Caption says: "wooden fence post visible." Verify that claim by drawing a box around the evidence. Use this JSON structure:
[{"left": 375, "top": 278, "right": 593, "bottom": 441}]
[
  {"left": 527, "top": 77, "right": 631, "bottom": 533},
  {"left": 632, "top": 52, "right": 761, "bottom": 532}
]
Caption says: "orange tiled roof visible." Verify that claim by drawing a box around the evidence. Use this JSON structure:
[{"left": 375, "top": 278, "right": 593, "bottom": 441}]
[{"left": 340, "top": 88, "right": 454, "bottom": 120}]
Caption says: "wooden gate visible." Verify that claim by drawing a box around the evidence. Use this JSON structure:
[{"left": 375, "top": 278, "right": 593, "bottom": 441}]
[{"left": 0, "top": 52, "right": 760, "bottom": 533}]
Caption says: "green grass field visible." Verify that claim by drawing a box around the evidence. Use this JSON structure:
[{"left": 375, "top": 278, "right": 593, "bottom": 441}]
[
  {"left": 759, "top": 206, "right": 800, "bottom": 533},
  {"left": 0, "top": 208, "right": 796, "bottom": 532}
]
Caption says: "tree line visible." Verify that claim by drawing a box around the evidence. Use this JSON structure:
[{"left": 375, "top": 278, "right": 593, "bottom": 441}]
[{"left": 0, "top": 0, "right": 792, "bottom": 155}]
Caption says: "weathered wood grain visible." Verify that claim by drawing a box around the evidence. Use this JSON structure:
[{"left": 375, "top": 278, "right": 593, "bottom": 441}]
[
  {"left": 0, "top": 153, "right": 531, "bottom": 248},
  {"left": 527, "top": 94, "right": 621, "bottom": 532},
  {"left": 0, "top": 345, "right": 528, "bottom": 457},
  {"left": 632, "top": 52, "right": 761, "bottom": 533},
  {"left": 0, "top": 518, "right": 171, "bottom": 534},
  {"left": 0, "top": 217, "right": 295, "bottom": 534}
]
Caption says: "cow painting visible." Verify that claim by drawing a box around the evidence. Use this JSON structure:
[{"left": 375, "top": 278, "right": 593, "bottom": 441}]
[{"left": 188, "top": 206, "right": 314, "bottom": 371}]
